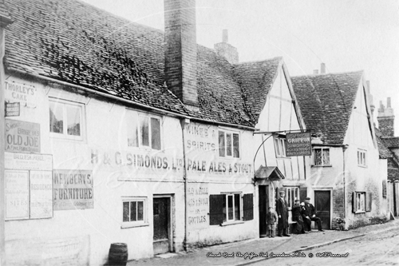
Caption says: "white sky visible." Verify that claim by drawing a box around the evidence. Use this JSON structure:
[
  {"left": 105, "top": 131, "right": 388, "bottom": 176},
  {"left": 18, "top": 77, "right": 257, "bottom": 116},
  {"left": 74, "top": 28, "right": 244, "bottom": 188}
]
[{"left": 81, "top": 0, "right": 399, "bottom": 133}]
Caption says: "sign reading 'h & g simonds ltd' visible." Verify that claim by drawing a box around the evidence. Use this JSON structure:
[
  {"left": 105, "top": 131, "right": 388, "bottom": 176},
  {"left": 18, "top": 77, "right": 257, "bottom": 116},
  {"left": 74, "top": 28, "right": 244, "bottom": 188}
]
[
  {"left": 285, "top": 132, "right": 312, "bottom": 157},
  {"left": 5, "top": 119, "right": 40, "bottom": 153}
]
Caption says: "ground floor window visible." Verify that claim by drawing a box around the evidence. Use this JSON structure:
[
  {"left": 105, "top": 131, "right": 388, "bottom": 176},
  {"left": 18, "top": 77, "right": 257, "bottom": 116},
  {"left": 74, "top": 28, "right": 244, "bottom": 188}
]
[
  {"left": 122, "top": 197, "right": 147, "bottom": 227},
  {"left": 352, "top": 192, "right": 372, "bottom": 213},
  {"left": 209, "top": 193, "right": 253, "bottom": 225}
]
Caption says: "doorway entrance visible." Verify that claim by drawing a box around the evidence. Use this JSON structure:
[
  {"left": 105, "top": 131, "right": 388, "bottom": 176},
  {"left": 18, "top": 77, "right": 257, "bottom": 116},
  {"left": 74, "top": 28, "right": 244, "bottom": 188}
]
[
  {"left": 153, "top": 196, "right": 171, "bottom": 254},
  {"left": 314, "top": 190, "right": 331, "bottom": 229},
  {"left": 259, "top": 185, "right": 269, "bottom": 237}
]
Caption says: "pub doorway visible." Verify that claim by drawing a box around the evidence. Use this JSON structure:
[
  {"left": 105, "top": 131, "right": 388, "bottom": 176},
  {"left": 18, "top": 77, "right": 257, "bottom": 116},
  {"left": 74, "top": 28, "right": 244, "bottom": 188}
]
[
  {"left": 153, "top": 195, "right": 173, "bottom": 255},
  {"left": 259, "top": 185, "right": 269, "bottom": 237},
  {"left": 314, "top": 190, "right": 331, "bottom": 229}
]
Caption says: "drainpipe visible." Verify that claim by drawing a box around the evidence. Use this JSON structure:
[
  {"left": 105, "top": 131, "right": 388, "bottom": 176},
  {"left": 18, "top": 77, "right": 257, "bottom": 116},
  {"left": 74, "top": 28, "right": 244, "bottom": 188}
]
[
  {"left": 180, "top": 118, "right": 189, "bottom": 251},
  {"left": 343, "top": 145, "right": 348, "bottom": 229}
]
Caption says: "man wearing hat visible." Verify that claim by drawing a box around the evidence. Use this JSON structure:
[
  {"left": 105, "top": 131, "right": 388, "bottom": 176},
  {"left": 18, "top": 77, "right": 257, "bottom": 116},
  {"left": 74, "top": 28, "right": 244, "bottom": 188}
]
[
  {"left": 303, "top": 197, "right": 324, "bottom": 232},
  {"left": 275, "top": 190, "right": 290, "bottom": 237}
]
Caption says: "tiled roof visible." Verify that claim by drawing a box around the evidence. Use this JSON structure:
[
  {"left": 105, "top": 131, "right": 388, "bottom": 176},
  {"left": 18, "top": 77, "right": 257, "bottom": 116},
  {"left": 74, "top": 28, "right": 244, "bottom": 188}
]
[
  {"left": 381, "top": 137, "right": 399, "bottom": 148},
  {"left": 292, "top": 71, "right": 363, "bottom": 145},
  {"left": 375, "top": 127, "right": 393, "bottom": 159},
  {"left": 4, "top": 0, "right": 281, "bottom": 127},
  {"left": 232, "top": 58, "right": 281, "bottom": 121}
]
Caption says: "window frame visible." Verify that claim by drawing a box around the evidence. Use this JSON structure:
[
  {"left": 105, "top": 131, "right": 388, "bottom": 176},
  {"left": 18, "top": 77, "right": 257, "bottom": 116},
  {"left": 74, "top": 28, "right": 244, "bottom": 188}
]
[
  {"left": 121, "top": 197, "right": 148, "bottom": 228},
  {"left": 312, "top": 147, "right": 331, "bottom": 166},
  {"left": 274, "top": 137, "right": 286, "bottom": 158},
  {"left": 353, "top": 191, "right": 366, "bottom": 213},
  {"left": 218, "top": 130, "right": 240, "bottom": 159},
  {"left": 126, "top": 109, "right": 163, "bottom": 151},
  {"left": 357, "top": 150, "right": 367, "bottom": 167},
  {"left": 284, "top": 187, "right": 299, "bottom": 209},
  {"left": 49, "top": 98, "right": 85, "bottom": 141}
]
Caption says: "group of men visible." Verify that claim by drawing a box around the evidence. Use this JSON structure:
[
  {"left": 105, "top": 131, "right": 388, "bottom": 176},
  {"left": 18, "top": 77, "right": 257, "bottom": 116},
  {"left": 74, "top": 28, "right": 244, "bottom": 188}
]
[{"left": 266, "top": 190, "right": 323, "bottom": 237}]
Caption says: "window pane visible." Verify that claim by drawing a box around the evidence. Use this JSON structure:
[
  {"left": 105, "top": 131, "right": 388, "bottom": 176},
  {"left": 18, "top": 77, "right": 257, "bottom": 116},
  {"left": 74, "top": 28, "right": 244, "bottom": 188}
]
[
  {"left": 123, "top": 202, "right": 129, "bottom": 222},
  {"left": 222, "top": 195, "right": 227, "bottom": 222},
  {"left": 66, "top": 105, "right": 81, "bottom": 136},
  {"left": 226, "top": 133, "right": 232, "bottom": 156},
  {"left": 219, "top": 131, "right": 225, "bottom": 157},
  {"left": 281, "top": 139, "right": 286, "bottom": 156},
  {"left": 151, "top": 118, "right": 161, "bottom": 150},
  {"left": 127, "top": 112, "right": 139, "bottom": 147},
  {"left": 140, "top": 115, "right": 149, "bottom": 146},
  {"left": 138, "top": 201, "right": 144, "bottom": 221},
  {"left": 130, "top": 201, "right": 137, "bottom": 221},
  {"left": 323, "top": 149, "right": 330, "bottom": 165},
  {"left": 49, "top": 102, "right": 63, "bottom": 133},
  {"left": 315, "top": 149, "right": 322, "bottom": 165},
  {"left": 274, "top": 139, "right": 280, "bottom": 156},
  {"left": 228, "top": 195, "right": 233, "bottom": 220},
  {"left": 234, "top": 194, "right": 240, "bottom": 221},
  {"left": 233, "top": 133, "right": 240, "bottom": 158}
]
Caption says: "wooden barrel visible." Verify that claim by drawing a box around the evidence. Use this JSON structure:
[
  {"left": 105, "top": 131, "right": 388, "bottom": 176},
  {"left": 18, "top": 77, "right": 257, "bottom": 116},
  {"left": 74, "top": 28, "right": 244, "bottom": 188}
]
[{"left": 108, "top": 243, "right": 128, "bottom": 266}]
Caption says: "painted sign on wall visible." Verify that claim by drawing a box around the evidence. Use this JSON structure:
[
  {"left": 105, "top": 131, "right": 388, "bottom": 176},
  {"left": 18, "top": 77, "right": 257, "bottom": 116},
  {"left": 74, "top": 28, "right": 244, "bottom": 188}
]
[
  {"left": 5, "top": 81, "right": 38, "bottom": 105},
  {"left": 5, "top": 152, "right": 52, "bottom": 170},
  {"left": 30, "top": 171, "right": 53, "bottom": 218},
  {"left": 5, "top": 119, "right": 40, "bottom": 153},
  {"left": 5, "top": 170, "right": 30, "bottom": 220},
  {"left": 187, "top": 183, "right": 209, "bottom": 229},
  {"left": 285, "top": 132, "right": 312, "bottom": 157},
  {"left": 53, "top": 170, "right": 94, "bottom": 210}
]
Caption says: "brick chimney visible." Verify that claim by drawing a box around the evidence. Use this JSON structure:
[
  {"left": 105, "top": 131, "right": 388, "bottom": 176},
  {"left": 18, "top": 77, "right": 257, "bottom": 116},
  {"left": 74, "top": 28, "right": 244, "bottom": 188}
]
[
  {"left": 377, "top": 97, "right": 395, "bottom": 137},
  {"left": 214, "top": 29, "right": 239, "bottom": 64},
  {"left": 164, "top": 0, "right": 198, "bottom": 110}
]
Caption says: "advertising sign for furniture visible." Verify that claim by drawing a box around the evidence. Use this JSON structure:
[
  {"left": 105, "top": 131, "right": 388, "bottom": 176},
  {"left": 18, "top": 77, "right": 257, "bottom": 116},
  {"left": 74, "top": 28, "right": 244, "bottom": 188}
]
[
  {"left": 5, "top": 119, "right": 40, "bottom": 153},
  {"left": 285, "top": 132, "right": 312, "bottom": 157},
  {"left": 53, "top": 170, "right": 94, "bottom": 210}
]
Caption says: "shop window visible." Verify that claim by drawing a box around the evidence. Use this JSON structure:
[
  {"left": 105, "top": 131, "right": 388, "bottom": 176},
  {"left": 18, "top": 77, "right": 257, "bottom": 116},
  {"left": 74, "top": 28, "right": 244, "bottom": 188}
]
[
  {"left": 122, "top": 197, "right": 147, "bottom": 227},
  {"left": 127, "top": 110, "right": 161, "bottom": 150},
  {"left": 218, "top": 130, "right": 240, "bottom": 158},
  {"left": 352, "top": 192, "right": 372, "bottom": 213},
  {"left": 209, "top": 193, "right": 253, "bottom": 225},
  {"left": 49, "top": 99, "right": 84, "bottom": 140},
  {"left": 357, "top": 150, "right": 367, "bottom": 167},
  {"left": 313, "top": 148, "right": 330, "bottom": 166},
  {"left": 274, "top": 137, "right": 286, "bottom": 157}
]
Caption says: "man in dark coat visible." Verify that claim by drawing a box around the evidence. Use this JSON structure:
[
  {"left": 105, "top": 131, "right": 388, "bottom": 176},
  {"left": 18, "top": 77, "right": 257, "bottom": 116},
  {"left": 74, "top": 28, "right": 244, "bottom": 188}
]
[
  {"left": 303, "top": 197, "right": 324, "bottom": 231},
  {"left": 292, "top": 200, "right": 306, "bottom": 234},
  {"left": 275, "top": 191, "right": 290, "bottom": 237}
]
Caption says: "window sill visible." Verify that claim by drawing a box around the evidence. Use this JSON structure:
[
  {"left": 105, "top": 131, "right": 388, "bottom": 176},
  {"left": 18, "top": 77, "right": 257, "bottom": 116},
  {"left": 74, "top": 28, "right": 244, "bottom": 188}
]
[
  {"left": 311, "top": 165, "right": 332, "bottom": 168},
  {"left": 358, "top": 165, "right": 367, "bottom": 168},
  {"left": 220, "top": 220, "right": 244, "bottom": 227},
  {"left": 354, "top": 211, "right": 365, "bottom": 214},
  {"left": 121, "top": 222, "right": 149, "bottom": 229}
]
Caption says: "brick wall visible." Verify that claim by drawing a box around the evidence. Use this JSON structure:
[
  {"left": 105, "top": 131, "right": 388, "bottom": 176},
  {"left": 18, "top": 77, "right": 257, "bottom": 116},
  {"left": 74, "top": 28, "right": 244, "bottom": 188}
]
[
  {"left": 378, "top": 116, "right": 394, "bottom": 137},
  {"left": 164, "top": 0, "right": 198, "bottom": 108}
]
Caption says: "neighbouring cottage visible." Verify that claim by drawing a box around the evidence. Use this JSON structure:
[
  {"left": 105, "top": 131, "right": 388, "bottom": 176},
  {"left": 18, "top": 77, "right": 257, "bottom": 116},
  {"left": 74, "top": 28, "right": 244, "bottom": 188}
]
[
  {"left": 292, "top": 69, "right": 389, "bottom": 230},
  {"left": 0, "top": 0, "right": 311, "bottom": 265},
  {"left": 376, "top": 98, "right": 399, "bottom": 217}
]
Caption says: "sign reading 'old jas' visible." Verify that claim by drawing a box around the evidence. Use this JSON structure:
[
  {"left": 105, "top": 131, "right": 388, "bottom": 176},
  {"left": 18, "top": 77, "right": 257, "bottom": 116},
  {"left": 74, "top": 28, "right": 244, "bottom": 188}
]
[{"left": 285, "top": 132, "right": 312, "bottom": 157}]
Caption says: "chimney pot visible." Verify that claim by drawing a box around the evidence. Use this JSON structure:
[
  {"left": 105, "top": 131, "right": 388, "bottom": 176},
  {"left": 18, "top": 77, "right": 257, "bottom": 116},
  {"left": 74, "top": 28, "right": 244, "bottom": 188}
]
[
  {"left": 320, "top": 63, "right": 326, "bottom": 74},
  {"left": 313, "top": 69, "right": 319, "bottom": 75},
  {"left": 222, "top": 29, "right": 228, "bottom": 43},
  {"left": 387, "top": 97, "right": 391, "bottom": 108}
]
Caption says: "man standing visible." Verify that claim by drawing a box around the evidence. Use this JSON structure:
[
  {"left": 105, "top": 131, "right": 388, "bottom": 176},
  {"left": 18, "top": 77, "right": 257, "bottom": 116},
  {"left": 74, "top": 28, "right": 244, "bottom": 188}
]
[
  {"left": 276, "top": 191, "right": 290, "bottom": 237},
  {"left": 303, "top": 197, "right": 324, "bottom": 232}
]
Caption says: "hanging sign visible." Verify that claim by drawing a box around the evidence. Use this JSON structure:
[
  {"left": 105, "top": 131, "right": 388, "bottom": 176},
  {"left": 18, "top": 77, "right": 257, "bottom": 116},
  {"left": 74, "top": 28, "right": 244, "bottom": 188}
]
[{"left": 285, "top": 132, "right": 312, "bottom": 157}]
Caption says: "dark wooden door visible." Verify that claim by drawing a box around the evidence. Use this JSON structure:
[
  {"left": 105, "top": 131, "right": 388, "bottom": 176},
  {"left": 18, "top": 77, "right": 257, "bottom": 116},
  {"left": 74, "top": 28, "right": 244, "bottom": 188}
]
[
  {"left": 314, "top": 191, "right": 331, "bottom": 229},
  {"left": 153, "top": 197, "right": 170, "bottom": 254},
  {"left": 259, "top": 185, "right": 269, "bottom": 237}
]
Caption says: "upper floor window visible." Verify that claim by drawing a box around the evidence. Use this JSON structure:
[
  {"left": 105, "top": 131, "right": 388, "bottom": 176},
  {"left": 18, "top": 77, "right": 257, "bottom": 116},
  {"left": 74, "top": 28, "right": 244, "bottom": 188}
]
[
  {"left": 49, "top": 99, "right": 84, "bottom": 140},
  {"left": 218, "top": 130, "right": 240, "bottom": 158},
  {"left": 357, "top": 150, "right": 367, "bottom": 167},
  {"left": 127, "top": 110, "right": 161, "bottom": 150},
  {"left": 313, "top": 148, "right": 330, "bottom": 166},
  {"left": 274, "top": 137, "right": 286, "bottom": 157}
]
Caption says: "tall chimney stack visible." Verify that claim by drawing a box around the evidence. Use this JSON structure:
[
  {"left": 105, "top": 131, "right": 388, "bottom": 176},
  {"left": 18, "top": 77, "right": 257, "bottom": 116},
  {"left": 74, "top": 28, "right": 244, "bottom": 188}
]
[
  {"left": 377, "top": 97, "right": 395, "bottom": 137},
  {"left": 214, "top": 29, "right": 239, "bottom": 64},
  {"left": 320, "top": 63, "right": 326, "bottom": 74},
  {"left": 164, "top": 0, "right": 199, "bottom": 110}
]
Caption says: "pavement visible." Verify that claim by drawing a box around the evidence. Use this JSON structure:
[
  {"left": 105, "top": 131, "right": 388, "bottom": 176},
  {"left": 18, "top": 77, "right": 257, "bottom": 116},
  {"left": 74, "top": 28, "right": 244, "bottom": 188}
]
[{"left": 126, "top": 219, "right": 399, "bottom": 266}]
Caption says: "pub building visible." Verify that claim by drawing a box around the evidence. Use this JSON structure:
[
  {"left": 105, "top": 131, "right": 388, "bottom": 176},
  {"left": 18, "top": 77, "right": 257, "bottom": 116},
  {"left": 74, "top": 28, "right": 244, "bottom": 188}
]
[{"left": 0, "top": 0, "right": 388, "bottom": 265}]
